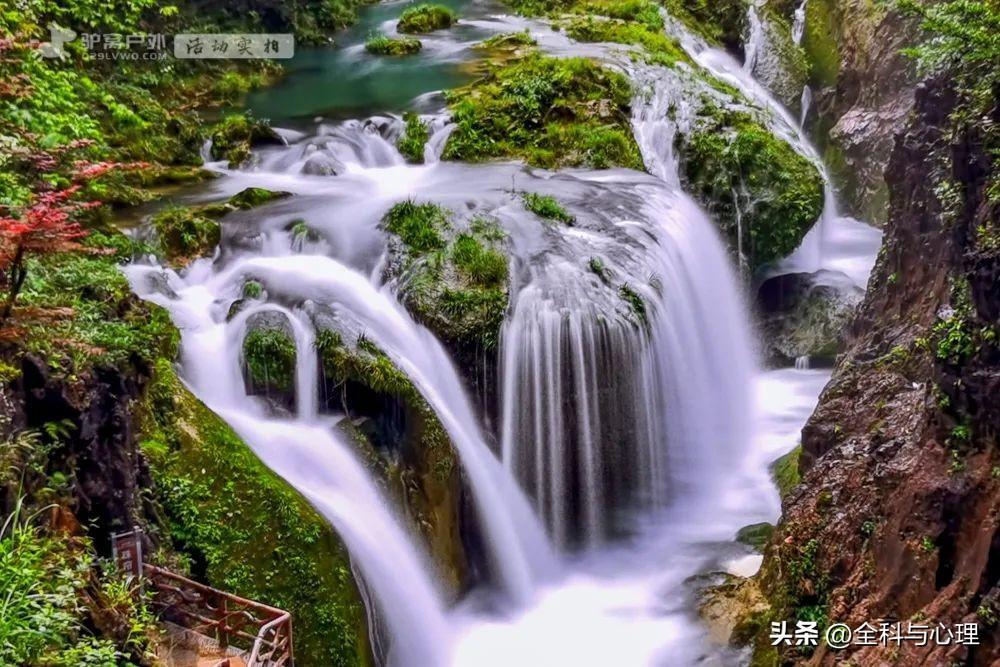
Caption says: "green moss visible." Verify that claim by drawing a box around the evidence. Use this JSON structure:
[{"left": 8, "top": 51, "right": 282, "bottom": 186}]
[
  {"left": 443, "top": 54, "right": 643, "bottom": 170},
  {"left": 242, "top": 280, "right": 264, "bottom": 299},
  {"left": 770, "top": 445, "right": 801, "bottom": 498},
  {"left": 801, "top": 0, "right": 840, "bottom": 87},
  {"left": 521, "top": 192, "right": 576, "bottom": 224},
  {"left": 151, "top": 205, "right": 221, "bottom": 263},
  {"left": 588, "top": 256, "right": 611, "bottom": 284},
  {"left": 209, "top": 114, "right": 278, "bottom": 167},
  {"left": 17, "top": 231, "right": 179, "bottom": 374},
  {"left": 228, "top": 186, "right": 292, "bottom": 209},
  {"left": 398, "top": 113, "right": 430, "bottom": 163},
  {"left": 242, "top": 326, "right": 297, "bottom": 396},
  {"left": 563, "top": 15, "right": 689, "bottom": 66},
  {"left": 382, "top": 203, "right": 510, "bottom": 349},
  {"left": 397, "top": 4, "right": 457, "bottom": 33},
  {"left": 365, "top": 32, "right": 423, "bottom": 55},
  {"left": 139, "top": 360, "right": 369, "bottom": 667},
  {"left": 679, "top": 109, "right": 824, "bottom": 270}
]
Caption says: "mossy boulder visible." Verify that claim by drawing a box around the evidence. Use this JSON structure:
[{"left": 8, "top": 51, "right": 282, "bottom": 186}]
[
  {"left": 678, "top": 109, "right": 824, "bottom": 271},
  {"left": 151, "top": 206, "right": 221, "bottom": 266},
  {"left": 138, "top": 360, "right": 370, "bottom": 667},
  {"left": 365, "top": 33, "right": 423, "bottom": 56},
  {"left": 442, "top": 53, "right": 643, "bottom": 170},
  {"left": 749, "top": 8, "right": 809, "bottom": 110},
  {"left": 382, "top": 201, "right": 509, "bottom": 350},
  {"left": 397, "top": 4, "right": 457, "bottom": 33},
  {"left": 228, "top": 186, "right": 292, "bottom": 209},
  {"left": 736, "top": 522, "right": 775, "bottom": 551},
  {"left": 209, "top": 114, "right": 282, "bottom": 168},
  {"left": 315, "top": 329, "right": 467, "bottom": 592},
  {"left": 241, "top": 312, "right": 298, "bottom": 409},
  {"left": 770, "top": 445, "right": 801, "bottom": 498}
]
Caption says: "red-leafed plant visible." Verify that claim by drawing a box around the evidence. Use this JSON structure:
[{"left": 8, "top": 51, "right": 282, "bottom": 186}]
[
  {"left": 0, "top": 187, "right": 91, "bottom": 320},
  {"left": 0, "top": 160, "right": 148, "bottom": 321}
]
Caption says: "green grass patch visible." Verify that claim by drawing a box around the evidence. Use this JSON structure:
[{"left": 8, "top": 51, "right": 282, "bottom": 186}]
[
  {"left": 397, "top": 3, "right": 457, "bottom": 33},
  {"left": 365, "top": 32, "right": 423, "bottom": 55},
  {"left": 563, "top": 15, "right": 689, "bottom": 66},
  {"left": 242, "top": 326, "right": 297, "bottom": 396},
  {"left": 398, "top": 113, "right": 430, "bottom": 163},
  {"left": 151, "top": 205, "right": 221, "bottom": 264},
  {"left": 443, "top": 53, "right": 643, "bottom": 169},
  {"left": 383, "top": 200, "right": 451, "bottom": 252},
  {"left": 521, "top": 192, "right": 576, "bottom": 224}
]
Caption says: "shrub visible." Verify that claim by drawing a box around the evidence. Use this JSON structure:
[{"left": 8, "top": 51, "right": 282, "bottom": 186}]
[
  {"left": 365, "top": 32, "right": 423, "bottom": 55},
  {"left": 397, "top": 4, "right": 457, "bottom": 33}
]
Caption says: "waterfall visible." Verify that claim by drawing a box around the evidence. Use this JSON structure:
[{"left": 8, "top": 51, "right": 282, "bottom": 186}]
[
  {"left": 124, "top": 267, "right": 451, "bottom": 666},
  {"left": 793, "top": 0, "right": 809, "bottom": 45},
  {"left": 743, "top": 0, "right": 765, "bottom": 75},
  {"left": 799, "top": 85, "right": 813, "bottom": 129}
]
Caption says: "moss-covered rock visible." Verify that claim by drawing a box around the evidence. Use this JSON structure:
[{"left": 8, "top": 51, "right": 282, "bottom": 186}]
[
  {"left": 382, "top": 201, "right": 510, "bottom": 350},
  {"left": 770, "top": 445, "right": 801, "bottom": 498},
  {"left": 209, "top": 114, "right": 282, "bottom": 168},
  {"left": 749, "top": 7, "right": 809, "bottom": 110},
  {"left": 241, "top": 312, "right": 297, "bottom": 409},
  {"left": 315, "top": 330, "right": 466, "bottom": 592},
  {"left": 398, "top": 113, "right": 430, "bottom": 163},
  {"left": 562, "top": 15, "right": 690, "bottom": 66},
  {"left": 365, "top": 33, "right": 423, "bottom": 56},
  {"left": 151, "top": 206, "right": 221, "bottom": 265},
  {"left": 138, "top": 360, "right": 370, "bottom": 667},
  {"left": 397, "top": 4, "right": 457, "bottom": 33},
  {"left": 678, "top": 109, "right": 824, "bottom": 270},
  {"left": 442, "top": 53, "right": 643, "bottom": 170},
  {"left": 736, "top": 522, "right": 775, "bottom": 551},
  {"left": 801, "top": 0, "right": 840, "bottom": 87},
  {"left": 228, "top": 186, "right": 292, "bottom": 209}
]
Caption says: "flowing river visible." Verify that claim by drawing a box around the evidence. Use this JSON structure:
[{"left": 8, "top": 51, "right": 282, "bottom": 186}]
[{"left": 126, "top": 1, "right": 881, "bottom": 664}]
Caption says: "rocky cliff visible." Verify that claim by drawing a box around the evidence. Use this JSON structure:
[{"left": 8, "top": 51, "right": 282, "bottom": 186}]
[{"left": 757, "top": 69, "right": 1000, "bottom": 664}]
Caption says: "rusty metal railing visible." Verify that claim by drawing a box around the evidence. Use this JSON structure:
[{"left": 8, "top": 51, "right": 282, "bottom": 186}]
[{"left": 113, "top": 528, "right": 293, "bottom": 666}]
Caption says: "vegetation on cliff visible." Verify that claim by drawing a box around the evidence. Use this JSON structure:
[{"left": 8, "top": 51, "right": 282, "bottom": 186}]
[{"left": 442, "top": 52, "right": 643, "bottom": 170}]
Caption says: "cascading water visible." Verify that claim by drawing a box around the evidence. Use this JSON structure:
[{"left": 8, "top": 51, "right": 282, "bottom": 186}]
[{"left": 120, "top": 1, "right": 890, "bottom": 663}]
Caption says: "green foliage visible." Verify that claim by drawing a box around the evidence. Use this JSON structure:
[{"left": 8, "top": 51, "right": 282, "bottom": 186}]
[
  {"left": 618, "top": 283, "right": 647, "bottom": 325},
  {"left": 209, "top": 114, "right": 278, "bottom": 167},
  {"left": 398, "top": 113, "right": 430, "bottom": 163},
  {"left": 771, "top": 446, "right": 802, "bottom": 498},
  {"left": 680, "top": 109, "right": 824, "bottom": 270},
  {"left": 443, "top": 54, "right": 643, "bottom": 170},
  {"left": 397, "top": 3, "right": 457, "bottom": 33},
  {"left": 451, "top": 234, "right": 508, "bottom": 286},
  {"left": 151, "top": 205, "right": 221, "bottom": 263},
  {"left": 563, "top": 15, "right": 689, "bottom": 66},
  {"left": 521, "top": 192, "right": 576, "bottom": 224},
  {"left": 383, "top": 202, "right": 510, "bottom": 348},
  {"left": 588, "top": 256, "right": 610, "bottom": 283},
  {"left": 242, "top": 280, "right": 264, "bottom": 299},
  {"left": 0, "top": 498, "right": 154, "bottom": 666},
  {"left": 383, "top": 200, "right": 451, "bottom": 252},
  {"left": 17, "top": 232, "right": 179, "bottom": 373},
  {"left": 139, "top": 361, "right": 369, "bottom": 666},
  {"left": 242, "top": 326, "right": 297, "bottom": 395},
  {"left": 365, "top": 32, "right": 423, "bottom": 55}
]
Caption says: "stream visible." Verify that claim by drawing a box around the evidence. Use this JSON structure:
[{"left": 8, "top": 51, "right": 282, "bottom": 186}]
[{"left": 126, "top": 1, "right": 881, "bottom": 664}]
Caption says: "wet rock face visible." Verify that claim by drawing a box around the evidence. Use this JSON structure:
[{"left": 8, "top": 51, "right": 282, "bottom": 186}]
[
  {"left": 758, "top": 79, "right": 1000, "bottom": 665},
  {"left": 756, "top": 270, "right": 863, "bottom": 366},
  {"left": 803, "top": 0, "right": 918, "bottom": 225},
  {"left": 12, "top": 356, "right": 154, "bottom": 555}
]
